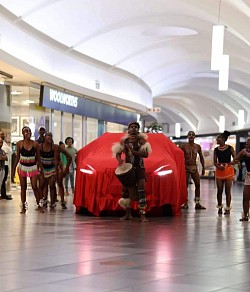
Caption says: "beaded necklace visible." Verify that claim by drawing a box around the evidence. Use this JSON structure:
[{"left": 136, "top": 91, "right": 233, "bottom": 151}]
[
  {"left": 218, "top": 144, "right": 228, "bottom": 151},
  {"left": 243, "top": 148, "right": 250, "bottom": 157}
]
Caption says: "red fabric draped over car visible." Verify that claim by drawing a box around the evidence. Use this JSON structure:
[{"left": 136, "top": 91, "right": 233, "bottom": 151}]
[{"left": 74, "top": 133, "right": 187, "bottom": 216}]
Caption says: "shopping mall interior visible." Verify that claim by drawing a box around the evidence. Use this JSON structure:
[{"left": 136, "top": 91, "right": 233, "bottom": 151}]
[{"left": 0, "top": 1, "right": 250, "bottom": 291}]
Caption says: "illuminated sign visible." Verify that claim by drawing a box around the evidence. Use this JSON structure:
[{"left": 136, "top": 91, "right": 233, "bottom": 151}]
[
  {"left": 40, "top": 85, "right": 83, "bottom": 115},
  {"left": 49, "top": 89, "right": 78, "bottom": 108},
  {"left": 40, "top": 85, "right": 137, "bottom": 125}
]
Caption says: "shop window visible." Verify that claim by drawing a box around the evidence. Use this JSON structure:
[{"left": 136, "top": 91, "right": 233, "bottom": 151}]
[{"left": 87, "top": 118, "right": 98, "bottom": 144}]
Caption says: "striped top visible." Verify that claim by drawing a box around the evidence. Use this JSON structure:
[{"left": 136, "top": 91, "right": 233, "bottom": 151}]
[
  {"left": 18, "top": 144, "right": 39, "bottom": 177},
  {"left": 41, "top": 144, "right": 56, "bottom": 178},
  {"left": 19, "top": 146, "right": 37, "bottom": 166}
]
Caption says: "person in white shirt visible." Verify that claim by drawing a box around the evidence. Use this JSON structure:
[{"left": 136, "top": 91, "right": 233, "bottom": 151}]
[{"left": 0, "top": 131, "right": 12, "bottom": 200}]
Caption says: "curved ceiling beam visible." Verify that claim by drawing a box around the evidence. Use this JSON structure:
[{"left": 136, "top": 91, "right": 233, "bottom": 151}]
[
  {"left": 152, "top": 75, "right": 250, "bottom": 115},
  {"left": 156, "top": 93, "right": 229, "bottom": 118},
  {"left": 154, "top": 93, "right": 240, "bottom": 133},
  {"left": 71, "top": 10, "right": 209, "bottom": 49},
  {"left": 156, "top": 108, "right": 183, "bottom": 124},
  {"left": 163, "top": 86, "right": 239, "bottom": 117},
  {"left": 14, "top": 1, "right": 60, "bottom": 21},
  {"left": 155, "top": 98, "right": 198, "bottom": 129},
  {"left": 144, "top": 53, "right": 249, "bottom": 90},
  {"left": 179, "top": 81, "right": 250, "bottom": 113},
  {"left": 114, "top": 38, "right": 179, "bottom": 67}
]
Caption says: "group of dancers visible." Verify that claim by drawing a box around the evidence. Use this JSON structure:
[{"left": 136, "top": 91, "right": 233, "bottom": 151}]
[
  {"left": 113, "top": 123, "right": 250, "bottom": 222},
  {"left": 180, "top": 130, "right": 250, "bottom": 221},
  {"left": 11, "top": 126, "right": 72, "bottom": 213},
  {"left": 7, "top": 122, "right": 250, "bottom": 222}
]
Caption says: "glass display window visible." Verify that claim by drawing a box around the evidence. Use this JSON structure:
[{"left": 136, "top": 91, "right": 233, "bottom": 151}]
[{"left": 86, "top": 118, "right": 98, "bottom": 144}]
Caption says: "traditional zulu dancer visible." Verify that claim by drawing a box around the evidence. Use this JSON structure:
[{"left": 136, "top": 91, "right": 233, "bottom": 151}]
[
  {"left": 11, "top": 127, "right": 44, "bottom": 213},
  {"left": 180, "top": 131, "right": 206, "bottom": 210},
  {"left": 40, "top": 132, "right": 72, "bottom": 210},
  {"left": 214, "top": 130, "right": 235, "bottom": 215},
  {"left": 234, "top": 137, "right": 250, "bottom": 221},
  {"left": 112, "top": 121, "right": 152, "bottom": 222}
]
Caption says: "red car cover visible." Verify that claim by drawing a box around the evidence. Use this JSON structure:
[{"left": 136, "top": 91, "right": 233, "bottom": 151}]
[{"left": 74, "top": 133, "right": 187, "bottom": 216}]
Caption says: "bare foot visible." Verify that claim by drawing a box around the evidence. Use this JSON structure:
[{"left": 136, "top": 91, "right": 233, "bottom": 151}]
[
  {"left": 140, "top": 214, "right": 149, "bottom": 222},
  {"left": 38, "top": 206, "right": 45, "bottom": 213},
  {"left": 120, "top": 215, "right": 132, "bottom": 220}
]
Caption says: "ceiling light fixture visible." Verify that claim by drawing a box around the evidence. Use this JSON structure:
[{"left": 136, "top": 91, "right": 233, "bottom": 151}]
[
  {"left": 219, "top": 55, "right": 229, "bottom": 90},
  {"left": 175, "top": 123, "right": 181, "bottom": 138},
  {"left": 238, "top": 110, "right": 245, "bottom": 128},
  {"left": 219, "top": 115, "right": 225, "bottom": 132},
  {"left": 211, "top": 25, "right": 224, "bottom": 70},
  {"left": 11, "top": 90, "right": 23, "bottom": 95},
  {"left": 211, "top": 0, "right": 229, "bottom": 91}
]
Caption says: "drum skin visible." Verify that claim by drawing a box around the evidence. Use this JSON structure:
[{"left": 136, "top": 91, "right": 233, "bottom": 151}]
[{"left": 115, "top": 163, "right": 136, "bottom": 187}]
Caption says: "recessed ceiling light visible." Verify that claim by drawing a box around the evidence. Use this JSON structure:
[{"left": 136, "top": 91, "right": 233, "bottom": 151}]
[
  {"left": 11, "top": 91, "right": 23, "bottom": 95},
  {"left": 23, "top": 100, "right": 35, "bottom": 104}
]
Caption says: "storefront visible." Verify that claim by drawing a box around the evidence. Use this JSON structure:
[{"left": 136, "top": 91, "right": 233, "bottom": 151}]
[
  {"left": 10, "top": 83, "right": 137, "bottom": 148},
  {"left": 0, "top": 82, "right": 139, "bottom": 191}
]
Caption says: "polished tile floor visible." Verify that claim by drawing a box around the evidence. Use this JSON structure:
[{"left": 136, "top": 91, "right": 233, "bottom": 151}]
[{"left": 0, "top": 180, "right": 250, "bottom": 292}]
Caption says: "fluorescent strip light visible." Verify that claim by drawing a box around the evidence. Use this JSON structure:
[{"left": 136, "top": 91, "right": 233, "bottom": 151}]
[
  {"left": 175, "top": 123, "right": 181, "bottom": 138},
  {"left": 219, "top": 55, "right": 229, "bottom": 91},
  {"left": 211, "top": 25, "right": 225, "bottom": 70},
  {"left": 219, "top": 115, "right": 225, "bottom": 133},
  {"left": 11, "top": 91, "right": 22, "bottom": 95},
  {"left": 238, "top": 110, "right": 245, "bottom": 128}
]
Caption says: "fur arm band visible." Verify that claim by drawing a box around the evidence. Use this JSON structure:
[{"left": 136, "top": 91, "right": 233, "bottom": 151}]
[
  {"left": 140, "top": 142, "right": 152, "bottom": 154},
  {"left": 112, "top": 142, "right": 124, "bottom": 157}
]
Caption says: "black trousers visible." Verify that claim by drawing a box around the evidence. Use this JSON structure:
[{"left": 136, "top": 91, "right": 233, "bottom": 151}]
[{"left": 1, "top": 165, "right": 8, "bottom": 198}]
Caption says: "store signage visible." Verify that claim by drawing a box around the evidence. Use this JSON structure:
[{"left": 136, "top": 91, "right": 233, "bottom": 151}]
[
  {"left": 40, "top": 85, "right": 137, "bottom": 125},
  {"left": 40, "top": 85, "right": 84, "bottom": 115},
  {"left": 49, "top": 89, "right": 78, "bottom": 108}
]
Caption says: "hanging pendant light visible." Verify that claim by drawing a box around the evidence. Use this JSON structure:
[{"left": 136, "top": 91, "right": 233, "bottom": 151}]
[
  {"left": 211, "top": 25, "right": 224, "bottom": 70},
  {"left": 219, "top": 54, "right": 229, "bottom": 91},
  {"left": 219, "top": 115, "right": 225, "bottom": 133},
  {"left": 210, "top": 0, "right": 229, "bottom": 91},
  {"left": 175, "top": 123, "right": 181, "bottom": 138}
]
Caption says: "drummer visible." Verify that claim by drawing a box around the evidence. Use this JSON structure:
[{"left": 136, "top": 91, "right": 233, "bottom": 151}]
[{"left": 112, "top": 121, "right": 152, "bottom": 222}]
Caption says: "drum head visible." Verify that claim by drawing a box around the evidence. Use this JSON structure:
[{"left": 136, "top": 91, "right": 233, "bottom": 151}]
[{"left": 115, "top": 163, "right": 132, "bottom": 175}]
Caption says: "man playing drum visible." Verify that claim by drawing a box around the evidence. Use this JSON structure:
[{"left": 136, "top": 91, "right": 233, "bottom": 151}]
[{"left": 112, "top": 121, "right": 152, "bottom": 222}]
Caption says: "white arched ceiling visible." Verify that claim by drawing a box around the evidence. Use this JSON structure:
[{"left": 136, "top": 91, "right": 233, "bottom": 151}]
[{"left": 0, "top": 0, "right": 249, "bottom": 135}]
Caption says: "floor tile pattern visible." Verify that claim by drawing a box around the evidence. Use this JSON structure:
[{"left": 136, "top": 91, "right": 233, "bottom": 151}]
[{"left": 0, "top": 180, "right": 249, "bottom": 291}]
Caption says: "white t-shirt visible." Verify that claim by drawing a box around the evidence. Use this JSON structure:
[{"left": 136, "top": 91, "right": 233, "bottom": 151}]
[{"left": 2, "top": 141, "right": 12, "bottom": 168}]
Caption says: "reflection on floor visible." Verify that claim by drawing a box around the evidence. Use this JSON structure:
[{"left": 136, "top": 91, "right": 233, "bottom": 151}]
[{"left": 0, "top": 180, "right": 249, "bottom": 292}]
